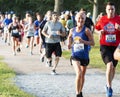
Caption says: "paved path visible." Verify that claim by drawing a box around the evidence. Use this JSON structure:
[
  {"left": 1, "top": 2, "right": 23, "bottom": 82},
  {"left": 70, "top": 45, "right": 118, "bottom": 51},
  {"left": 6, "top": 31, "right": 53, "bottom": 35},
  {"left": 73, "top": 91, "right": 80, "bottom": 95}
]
[{"left": 0, "top": 38, "right": 120, "bottom": 97}]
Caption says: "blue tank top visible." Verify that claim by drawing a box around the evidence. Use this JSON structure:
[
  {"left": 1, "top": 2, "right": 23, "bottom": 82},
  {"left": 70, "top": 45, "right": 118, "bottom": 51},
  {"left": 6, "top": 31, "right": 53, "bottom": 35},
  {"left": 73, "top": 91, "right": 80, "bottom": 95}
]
[{"left": 72, "top": 26, "right": 89, "bottom": 59}]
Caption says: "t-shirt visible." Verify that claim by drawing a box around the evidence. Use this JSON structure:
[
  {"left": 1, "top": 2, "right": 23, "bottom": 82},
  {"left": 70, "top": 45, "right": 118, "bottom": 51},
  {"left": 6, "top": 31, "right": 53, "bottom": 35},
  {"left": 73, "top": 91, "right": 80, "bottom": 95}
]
[
  {"left": 95, "top": 15, "right": 120, "bottom": 46},
  {"left": 26, "top": 24, "right": 35, "bottom": 37},
  {"left": 85, "top": 17, "right": 94, "bottom": 30},
  {"left": 34, "top": 20, "right": 41, "bottom": 36},
  {"left": 43, "top": 21, "right": 65, "bottom": 43}
]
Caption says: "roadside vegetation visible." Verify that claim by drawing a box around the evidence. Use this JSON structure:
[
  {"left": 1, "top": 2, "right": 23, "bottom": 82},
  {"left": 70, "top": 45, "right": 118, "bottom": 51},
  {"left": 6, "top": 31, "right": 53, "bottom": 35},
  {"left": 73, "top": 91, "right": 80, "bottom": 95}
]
[{"left": 0, "top": 57, "right": 35, "bottom": 97}]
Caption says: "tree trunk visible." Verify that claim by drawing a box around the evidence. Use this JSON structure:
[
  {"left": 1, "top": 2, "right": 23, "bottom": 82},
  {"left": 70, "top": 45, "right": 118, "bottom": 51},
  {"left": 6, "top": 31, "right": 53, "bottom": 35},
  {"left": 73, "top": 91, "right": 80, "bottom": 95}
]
[
  {"left": 92, "top": 0, "right": 98, "bottom": 24},
  {"left": 54, "top": 0, "right": 63, "bottom": 14}
]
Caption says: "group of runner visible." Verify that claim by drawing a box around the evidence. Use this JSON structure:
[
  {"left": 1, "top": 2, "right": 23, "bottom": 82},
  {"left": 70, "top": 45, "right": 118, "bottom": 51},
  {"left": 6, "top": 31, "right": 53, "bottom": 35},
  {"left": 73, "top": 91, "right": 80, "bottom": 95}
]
[{"left": 0, "top": 1, "right": 120, "bottom": 97}]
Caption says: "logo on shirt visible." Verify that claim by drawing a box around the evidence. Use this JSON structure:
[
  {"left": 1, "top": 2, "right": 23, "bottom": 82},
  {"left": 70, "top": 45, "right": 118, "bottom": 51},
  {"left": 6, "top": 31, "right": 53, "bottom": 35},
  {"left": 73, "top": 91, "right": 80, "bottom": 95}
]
[
  {"left": 73, "top": 36, "right": 84, "bottom": 52},
  {"left": 104, "top": 22, "right": 115, "bottom": 33}
]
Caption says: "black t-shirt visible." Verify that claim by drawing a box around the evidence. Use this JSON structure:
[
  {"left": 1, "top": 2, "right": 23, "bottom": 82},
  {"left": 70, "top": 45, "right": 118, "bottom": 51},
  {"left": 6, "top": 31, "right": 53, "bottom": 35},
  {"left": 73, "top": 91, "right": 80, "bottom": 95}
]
[{"left": 85, "top": 17, "right": 94, "bottom": 30}]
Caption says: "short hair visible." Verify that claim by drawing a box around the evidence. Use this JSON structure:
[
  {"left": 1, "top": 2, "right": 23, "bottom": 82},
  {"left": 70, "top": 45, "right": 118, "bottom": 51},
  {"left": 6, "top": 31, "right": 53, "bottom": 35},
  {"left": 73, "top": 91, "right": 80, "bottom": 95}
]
[
  {"left": 106, "top": 2, "right": 115, "bottom": 6},
  {"left": 75, "top": 11, "right": 86, "bottom": 22},
  {"left": 52, "top": 11, "right": 58, "bottom": 15},
  {"left": 79, "top": 8, "right": 86, "bottom": 14},
  {"left": 79, "top": 8, "right": 86, "bottom": 12},
  {"left": 35, "top": 12, "right": 40, "bottom": 16}
]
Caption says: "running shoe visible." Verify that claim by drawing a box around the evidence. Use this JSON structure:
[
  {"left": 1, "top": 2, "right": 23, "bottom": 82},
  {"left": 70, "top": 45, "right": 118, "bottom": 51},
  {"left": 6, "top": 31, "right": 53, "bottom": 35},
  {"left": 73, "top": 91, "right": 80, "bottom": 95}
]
[
  {"left": 46, "top": 60, "right": 52, "bottom": 67},
  {"left": 30, "top": 52, "right": 33, "bottom": 55},
  {"left": 80, "top": 92, "right": 83, "bottom": 97},
  {"left": 25, "top": 45, "right": 29, "bottom": 48},
  {"left": 4, "top": 39, "right": 7, "bottom": 43},
  {"left": 76, "top": 92, "right": 83, "bottom": 97},
  {"left": 105, "top": 85, "right": 113, "bottom": 97},
  {"left": 34, "top": 44, "right": 36, "bottom": 47},
  {"left": 40, "top": 56, "right": 44, "bottom": 62},
  {"left": 8, "top": 43, "right": 10, "bottom": 46},
  {"left": 17, "top": 48, "right": 21, "bottom": 52},
  {"left": 13, "top": 52, "right": 16, "bottom": 56},
  {"left": 51, "top": 70, "right": 57, "bottom": 75}
]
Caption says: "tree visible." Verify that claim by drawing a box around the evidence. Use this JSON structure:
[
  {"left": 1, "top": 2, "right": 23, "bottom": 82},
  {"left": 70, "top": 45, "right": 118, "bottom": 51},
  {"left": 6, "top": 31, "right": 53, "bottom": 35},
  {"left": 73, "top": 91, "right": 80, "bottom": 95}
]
[
  {"left": 88, "top": 0, "right": 98, "bottom": 24},
  {"left": 54, "top": 0, "right": 64, "bottom": 14}
]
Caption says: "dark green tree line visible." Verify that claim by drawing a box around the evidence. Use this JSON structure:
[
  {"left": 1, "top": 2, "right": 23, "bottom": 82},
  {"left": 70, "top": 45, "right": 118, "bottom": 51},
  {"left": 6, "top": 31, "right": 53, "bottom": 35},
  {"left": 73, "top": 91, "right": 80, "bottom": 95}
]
[{"left": 0, "top": 0, "right": 120, "bottom": 19}]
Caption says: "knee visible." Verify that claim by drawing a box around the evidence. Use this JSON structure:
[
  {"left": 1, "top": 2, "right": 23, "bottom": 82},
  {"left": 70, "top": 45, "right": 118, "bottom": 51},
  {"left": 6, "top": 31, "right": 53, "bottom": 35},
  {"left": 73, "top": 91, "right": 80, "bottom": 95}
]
[
  {"left": 76, "top": 70, "right": 82, "bottom": 78},
  {"left": 55, "top": 57, "right": 59, "bottom": 61},
  {"left": 107, "top": 62, "right": 114, "bottom": 71}
]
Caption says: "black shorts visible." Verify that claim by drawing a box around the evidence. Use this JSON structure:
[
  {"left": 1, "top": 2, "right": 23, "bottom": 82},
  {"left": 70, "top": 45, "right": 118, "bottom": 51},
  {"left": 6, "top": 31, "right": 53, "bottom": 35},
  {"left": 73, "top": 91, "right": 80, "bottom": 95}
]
[
  {"left": 45, "top": 43, "right": 62, "bottom": 58},
  {"left": 71, "top": 56, "right": 89, "bottom": 66},
  {"left": 100, "top": 45, "right": 118, "bottom": 67},
  {"left": 11, "top": 32, "right": 20, "bottom": 38},
  {"left": 26, "top": 36, "right": 34, "bottom": 38}
]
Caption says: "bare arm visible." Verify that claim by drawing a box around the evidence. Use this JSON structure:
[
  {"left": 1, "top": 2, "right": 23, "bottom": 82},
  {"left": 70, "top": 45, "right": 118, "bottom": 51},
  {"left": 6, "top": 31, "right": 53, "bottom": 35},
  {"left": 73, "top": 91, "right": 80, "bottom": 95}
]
[
  {"left": 67, "top": 29, "right": 73, "bottom": 49},
  {"left": 114, "top": 45, "right": 120, "bottom": 61},
  {"left": 24, "top": 25, "right": 28, "bottom": 32},
  {"left": 8, "top": 23, "right": 12, "bottom": 30},
  {"left": 41, "top": 29, "right": 52, "bottom": 38}
]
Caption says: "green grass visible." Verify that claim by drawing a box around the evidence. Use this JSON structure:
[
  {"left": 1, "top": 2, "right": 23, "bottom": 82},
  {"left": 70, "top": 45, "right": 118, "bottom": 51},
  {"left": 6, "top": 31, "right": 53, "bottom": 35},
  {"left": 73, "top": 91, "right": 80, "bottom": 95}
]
[
  {"left": 0, "top": 57, "right": 35, "bottom": 97},
  {"left": 62, "top": 33, "right": 120, "bottom": 72}
]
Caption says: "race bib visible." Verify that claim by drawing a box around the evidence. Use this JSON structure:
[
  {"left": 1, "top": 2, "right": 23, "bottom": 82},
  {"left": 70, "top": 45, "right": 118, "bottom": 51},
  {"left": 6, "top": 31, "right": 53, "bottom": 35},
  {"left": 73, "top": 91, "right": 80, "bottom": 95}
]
[
  {"left": 29, "top": 28, "right": 34, "bottom": 32},
  {"left": 51, "top": 31, "right": 59, "bottom": 40},
  {"left": 12, "top": 29, "right": 18, "bottom": 33},
  {"left": 4, "top": 26, "right": 8, "bottom": 31},
  {"left": 106, "top": 34, "right": 116, "bottom": 42},
  {"left": 73, "top": 43, "right": 84, "bottom": 52}
]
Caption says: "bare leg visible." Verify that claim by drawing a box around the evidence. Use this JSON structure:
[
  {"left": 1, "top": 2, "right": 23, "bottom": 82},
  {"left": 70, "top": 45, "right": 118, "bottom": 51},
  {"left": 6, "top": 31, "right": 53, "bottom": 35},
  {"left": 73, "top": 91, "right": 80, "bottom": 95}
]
[
  {"left": 52, "top": 57, "right": 59, "bottom": 70},
  {"left": 72, "top": 60, "right": 82, "bottom": 94},
  {"left": 106, "top": 61, "right": 115, "bottom": 88}
]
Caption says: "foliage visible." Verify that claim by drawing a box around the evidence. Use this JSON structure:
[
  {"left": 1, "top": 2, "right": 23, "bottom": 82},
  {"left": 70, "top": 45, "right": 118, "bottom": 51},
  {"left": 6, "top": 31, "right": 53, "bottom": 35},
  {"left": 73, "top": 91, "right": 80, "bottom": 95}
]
[
  {"left": 0, "top": 61, "right": 35, "bottom": 97},
  {"left": 0, "top": 0, "right": 120, "bottom": 19},
  {"left": 0, "top": 0, "right": 92, "bottom": 16},
  {"left": 77, "top": 0, "right": 93, "bottom": 13}
]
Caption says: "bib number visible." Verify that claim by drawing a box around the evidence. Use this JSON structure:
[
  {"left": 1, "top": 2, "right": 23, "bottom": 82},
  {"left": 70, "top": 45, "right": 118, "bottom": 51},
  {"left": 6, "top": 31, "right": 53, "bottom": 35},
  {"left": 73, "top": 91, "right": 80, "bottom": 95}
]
[
  {"left": 106, "top": 35, "right": 116, "bottom": 42},
  {"left": 74, "top": 43, "right": 84, "bottom": 52},
  {"left": 13, "top": 29, "right": 18, "bottom": 33}
]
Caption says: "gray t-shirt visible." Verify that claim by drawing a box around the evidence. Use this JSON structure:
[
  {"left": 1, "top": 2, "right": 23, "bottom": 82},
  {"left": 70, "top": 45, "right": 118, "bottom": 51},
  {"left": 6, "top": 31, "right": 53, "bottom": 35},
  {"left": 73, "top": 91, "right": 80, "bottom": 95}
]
[{"left": 43, "top": 21, "right": 65, "bottom": 43}]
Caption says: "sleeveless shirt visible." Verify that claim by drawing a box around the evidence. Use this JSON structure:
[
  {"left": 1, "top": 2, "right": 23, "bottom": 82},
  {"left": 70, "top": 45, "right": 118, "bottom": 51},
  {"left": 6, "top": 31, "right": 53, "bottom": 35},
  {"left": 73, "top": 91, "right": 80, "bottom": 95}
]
[{"left": 72, "top": 26, "right": 89, "bottom": 59}]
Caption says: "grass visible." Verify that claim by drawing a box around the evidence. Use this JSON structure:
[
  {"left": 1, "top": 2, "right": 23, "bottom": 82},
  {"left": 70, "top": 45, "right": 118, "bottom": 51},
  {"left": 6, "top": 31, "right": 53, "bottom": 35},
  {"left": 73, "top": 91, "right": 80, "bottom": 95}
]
[
  {"left": 0, "top": 57, "right": 35, "bottom": 97},
  {"left": 62, "top": 33, "right": 120, "bottom": 72}
]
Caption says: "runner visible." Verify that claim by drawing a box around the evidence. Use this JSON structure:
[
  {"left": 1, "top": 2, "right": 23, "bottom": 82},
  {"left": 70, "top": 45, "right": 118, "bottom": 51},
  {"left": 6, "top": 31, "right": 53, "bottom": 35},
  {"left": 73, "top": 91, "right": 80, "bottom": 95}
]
[
  {"left": 2, "top": 13, "right": 12, "bottom": 45},
  {"left": 95, "top": 2, "right": 120, "bottom": 97},
  {"left": 34, "top": 12, "right": 42, "bottom": 47},
  {"left": 8, "top": 16, "right": 21, "bottom": 55},
  {"left": 67, "top": 11, "right": 94, "bottom": 97},
  {"left": 39, "top": 10, "right": 52, "bottom": 63},
  {"left": 24, "top": 16, "right": 35, "bottom": 55},
  {"left": 42, "top": 11, "right": 66, "bottom": 75}
]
